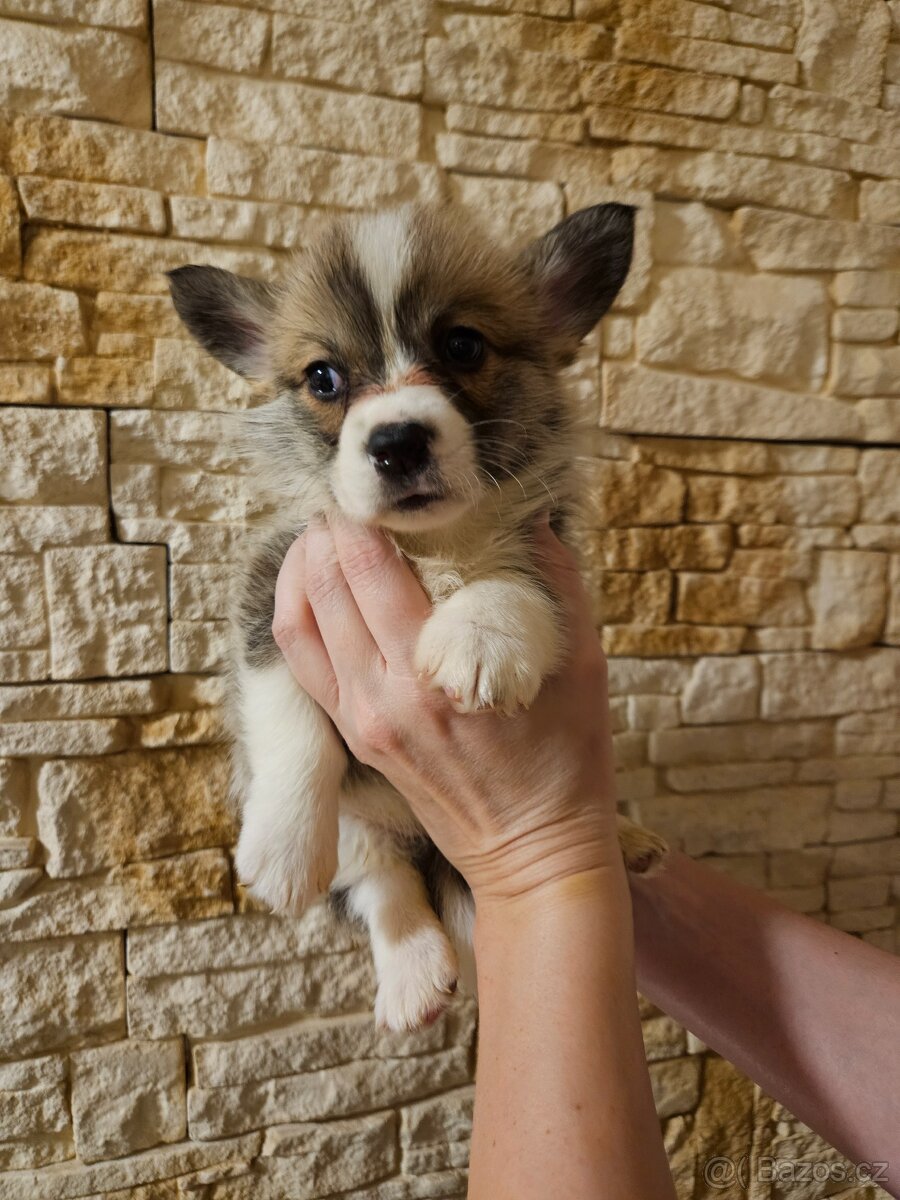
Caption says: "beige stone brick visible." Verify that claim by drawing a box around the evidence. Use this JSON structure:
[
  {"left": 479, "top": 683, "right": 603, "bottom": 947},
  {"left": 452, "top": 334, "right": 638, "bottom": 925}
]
[
  {"left": 44, "top": 545, "right": 167, "bottom": 679},
  {"left": 834, "top": 778, "right": 883, "bottom": 809},
  {"left": 627, "top": 695, "right": 680, "bottom": 730},
  {"left": 96, "top": 332, "right": 153, "bottom": 358},
  {"left": 160, "top": 469, "right": 249, "bottom": 523},
  {"left": 650, "top": 720, "right": 832, "bottom": 765},
  {"left": 153, "top": 339, "right": 253, "bottom": 411},
  {"left": 445, "top": 103, "right": 583, "bottom": 144},
  {"left": 666, "top": 760, "right": 795, "bottom": 792},
  {"left": 0, "top": 18, "right": 151, "bottom": 127},
  {"left": 0, "top": 650, "right": 49, "bottom": 683},
  {"left": 606, "top": 658, "right": 693, "bottom": 695},
  {"left": 0, "top": 1133, "right": 261, "bottom": 1199},
  {"left": 155, "top": 0, "right": 269, "bottom": 74},
  {"left": 853, "top": 524, "right": 900, "bottom": 551},
  {"left": 677, "top": 573, "right": 807, "bottom": 626},
  {"left": 761, "top": 648, "right": 900, "bottom": 718},
  {"left": 635, "top": 786, "right": 829, "bottom": 854},
  {"left": 581, "top": 62, "right": 739, "bottom": 119},
  {"left": 128, "top": 948, "right": 375, "bottom": 1041},
  {"left": 832, "top": 270, "right": 900, "bottom": 307},
  {"left": 94, "top": 292, "right": 186, "bottom": 338},
  {"left": 808, "top": 549, "right": 887, "bottom": 649},
  {"left": 602, "top": 624, "right": 746, "bottom": 656},
  {"left": 831, "top": 307, "right": 899, "bottom": 342},
  {"left": 8, "top": 111, "right": 204, "bottom": 193},
  {"left": 18, "top": 176, "right": 165, "bottom": 236},
  {"left": 831, "top": 905, "right": 896, "bottom": 933},
  {"left": 603, "top": 364, "right": 860, "bottom": 443},
  {"left": 0, "top": 678, "right": 160, "bottom": 722},
  {"left": 117, "top": 518, "right": 245, "bottom": 563},
  {"left": 636, "top": 267, "right": 827, "bottom": 389},
  {"left": 0, "top": 554, "right": 45, "bottom": 650},
  {"left": 828, "top": 809, "right": 897, "bottom": 845},
  {"left": 584, "top": 525, "right": 732, "bottom": 572},
  {"left": 0, "top": 849, "right": 231, "bottom": 942},
  {"left": 0, "top": 506, "right": 108, "bottom": 553},
  {"left": 443, "top": 11, "right": 607, "bottom": 58},
  {"left": 0, "top": 277, "right": 84, "bottom": 361},
  {"left": 581, "top": 459, "right": 685, "bottom": 528},
  {"left": 169, "top": 620, "right": 229, "bottom": 673},
  {"left": 681, "top": 657, "right": 761, "bottom": 725},
  {"left": 25, "top": 228, "right": 281, "bottom": 296},
  {"left": 767, "top": 82, "right": 897, "bottom": 146},
  {"left": 649, "top": 1056, "right": 701, "bottom": 1119},
  {"left": 111, "top": 463, "right": 160, "bottom": 518},
  {"left": 0, "top": 0, "right": 145, "bottom": 29},
  {"left": 425, "top": 36, "right": 578, "bottom": 112},
  {"left": 612, "top": 146, "right": 852, "bottom": 221},
  {"left": 206, "top": 136, "right": 442, "bottom": 210},
  {"left": 769, "top": 847, "right": 831, "bottom": 887},
  {"left": 169, "top": 564, "right": 231, "bottom": 622},
  {"left": 0, "top": 934, "right": 125, "bottom": 1058},
  {"left": 0, "top": 836, "right": 37, "bottom": 869},
  {"left": 271, "top": 13, "right": 422, "bottom": 98},
  {"left": 589, "top": 569, "right": 671, "bottom": 625},
  {"left": 859, "top": 450, "right": 900, "bottom": 522},
  {"left": 0, "top": 171, "right": 19, "bottom": 276},
  {"left": 58, "top": 357, "right": 155, "bottom": 408},
  {"left": 832, "top": 838, "right": 900, "bottom": 877},
  {"left": 0, "top": 758, "right": 27, "bottom": 836},
  {"left": 794, "top": 0, "right": 889, "bottom": 106},
  {"left": 652, "top": 200, "right": 741, "bottom": 267},
  {"left": 888, "top": 556, "right": 900, "bottom": 646},
  {"left": 0, "top": 718, "right": 129, "bottom": 757},
  {"left": 0, "top": 365, "right": 52, "bottom": 406},
  {"left": 1, "top": 408, "right": 106, "bottom": 505},
  {"left": 857, "top": 397, "right": 900, "bottom": 444},
  {"left": 169, "top": 195, "right": 323, "bottom": 251},
  {"left": 860, "top": 179, "right": 900, "bottom": 225},
  {"left": 615, "top": 23, "right": 797, "bottom": 85},
  {"left": 256, "top": 1115, "right": 400, "bottom": 1196},
  {"left": 71, "top": 1039, "right": 185, "bottom": 1164},
  {"left": 188, "top": 1047, "right": 467, "bottom": 1140},
  {"left": 158, "top": 61, "right": 421, "bottom": 158},
  {"left": 738, "top": 524, "right": 852, "bottom": 549},
  {"left": 401, "top": 1086, "right": 473, "bottom": 1174},
  {"left": 797, "top": 753, "right": 900, "bottom": 782},
  {"left": 736, "top": 207, "right": 900, "bottom": 271},
  {"left": 37, "top": 746, "right": 235, "bottom": 878},
  {"left": 641, "top": 1014, "right": 687, "bottom": 1062},
  {"left": 639, "top": 436, "right": 769, "bottom": 474},
  {"left": 686, "top": 474, "right": 859, "bottom": 526},
  {"left": 447, "top": 173, "right": 563, "bottom": 242},
  {"left": 729, "top": 548, "right": 813, "bottom": 580},
  {"left": 743, "top": 628, "right": 809, "bottom": 651},
  {"left": 740, "top": 82, "right": 767, "bottom": 123},
  {"left": 831, "top": 343, "right": 900, "bottom": 396},
  {"left": 112, "top": 410, "right": 234, "bottom": 471}
]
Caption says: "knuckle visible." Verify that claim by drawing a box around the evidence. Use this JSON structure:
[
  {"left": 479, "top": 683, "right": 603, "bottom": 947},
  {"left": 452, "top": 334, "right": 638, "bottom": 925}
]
[
  {"left": 339, "top": 539, "right": 387, "bottom": 584},
  {"left": 356, "top": 704, "right": 400, "bottom": 755}
]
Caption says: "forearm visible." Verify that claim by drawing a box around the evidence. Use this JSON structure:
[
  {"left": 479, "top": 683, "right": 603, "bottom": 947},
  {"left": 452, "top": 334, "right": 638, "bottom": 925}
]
[
  {"left": 470, "top": 863, "right": 676, "bottom": 1200},
  {"left": 631, "top": 852, "right": 900, "bottom": 1190}
]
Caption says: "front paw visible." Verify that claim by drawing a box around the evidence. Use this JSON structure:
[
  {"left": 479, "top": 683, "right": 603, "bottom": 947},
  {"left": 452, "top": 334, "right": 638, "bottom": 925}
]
[
  {"left": 415, "top": 580, "right": 560, "bottom": 715},
  {"left": 235, "top": 815, "right": 337, "bottom": 916}
]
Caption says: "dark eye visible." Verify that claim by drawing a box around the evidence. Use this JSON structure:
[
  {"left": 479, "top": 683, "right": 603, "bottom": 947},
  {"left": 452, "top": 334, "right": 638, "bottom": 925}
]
[
  {"left": 443, "top": 326, "right": 485, "bottom": 369},
  {"left": 305, "top": 361, "right": 345, "bottom": 401}
]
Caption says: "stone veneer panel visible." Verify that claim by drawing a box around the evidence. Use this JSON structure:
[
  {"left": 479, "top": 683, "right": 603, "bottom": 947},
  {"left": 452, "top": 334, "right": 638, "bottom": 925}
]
[{"left": 0, "top": 1, "right": 897, "bottom": 1196}]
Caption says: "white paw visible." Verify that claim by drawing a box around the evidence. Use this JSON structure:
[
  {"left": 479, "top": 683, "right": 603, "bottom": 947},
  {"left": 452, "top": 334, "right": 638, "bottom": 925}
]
[
  {"left": 375, "top": 925, "right": 460, "bottom": 1033},
  {"left": 235, "top": 814, "right": 337, "bottom": 916},
  {"left": 415, "top": 579, "right": 560, "bottom": 715}
]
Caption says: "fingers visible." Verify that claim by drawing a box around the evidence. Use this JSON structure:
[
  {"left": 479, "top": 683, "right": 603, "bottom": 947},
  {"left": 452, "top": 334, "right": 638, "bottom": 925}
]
[
  {"left": 328, "top": 512, "right": 432, "bottom": 668},
  {"left": 271, "top": 532, "right": 340, "bottom": 715}
]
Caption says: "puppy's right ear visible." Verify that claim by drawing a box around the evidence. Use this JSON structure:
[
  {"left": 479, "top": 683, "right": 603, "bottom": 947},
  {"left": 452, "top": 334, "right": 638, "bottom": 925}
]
[{"left": 167, "top": 265, "right": 279, "bottom": 380}]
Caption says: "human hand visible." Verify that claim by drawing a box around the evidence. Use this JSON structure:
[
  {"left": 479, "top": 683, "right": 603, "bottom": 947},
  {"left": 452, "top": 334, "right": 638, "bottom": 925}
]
[{"left": 272, "top": 513, "right": 622, "bottom": 905}]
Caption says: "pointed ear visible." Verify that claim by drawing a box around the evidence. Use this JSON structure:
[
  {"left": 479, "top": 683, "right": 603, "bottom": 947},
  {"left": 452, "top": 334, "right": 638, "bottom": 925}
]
[
  {"left": 167, "top": 265, "right": 279, "bottom": 379},
  {"left": 523, "top": 203, "right": 635, "bottom": 360}
]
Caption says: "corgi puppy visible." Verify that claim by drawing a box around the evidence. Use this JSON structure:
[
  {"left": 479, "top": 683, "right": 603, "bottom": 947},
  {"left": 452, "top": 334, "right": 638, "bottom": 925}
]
[{"left": 168, "top": 202, "right": 667, "bottom": 1032}]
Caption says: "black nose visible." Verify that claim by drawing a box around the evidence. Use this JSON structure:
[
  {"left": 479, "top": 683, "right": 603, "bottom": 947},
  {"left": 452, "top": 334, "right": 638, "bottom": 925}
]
[{"left": 367, "top": 422, "right": 433, "bottom": 479}]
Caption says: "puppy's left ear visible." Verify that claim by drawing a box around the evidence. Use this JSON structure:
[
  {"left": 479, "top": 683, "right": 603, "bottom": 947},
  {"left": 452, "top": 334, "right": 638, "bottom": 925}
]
[{"left": 522, "top": 203, "right": 635, "bottom": 362}]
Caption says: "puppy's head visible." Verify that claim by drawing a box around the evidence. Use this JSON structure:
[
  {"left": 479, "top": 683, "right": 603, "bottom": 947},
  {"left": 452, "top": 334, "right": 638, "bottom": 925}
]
[{"left": 169, "top": 203, "right": 633, "bottom": 531}]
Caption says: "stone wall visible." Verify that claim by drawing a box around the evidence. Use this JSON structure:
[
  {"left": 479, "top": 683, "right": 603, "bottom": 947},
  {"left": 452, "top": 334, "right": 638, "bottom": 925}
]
[{"left": 0, "top": 0, "right": 898, "bottom": 1196}]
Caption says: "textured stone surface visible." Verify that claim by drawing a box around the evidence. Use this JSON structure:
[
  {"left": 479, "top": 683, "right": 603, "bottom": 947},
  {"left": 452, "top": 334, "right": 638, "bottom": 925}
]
[
  {"left": 636, "top": 268, "right": 828, "bottom": 388},
  {"left": 37, "top": 746, "right": 236, "bottom": 876},
  {"left": 0, "top": 18, "right": 151, "bottom": 126},
  {"left": 71, "top": 1039, "right": 185, "bottom": 1163},
  {"left": 795, "top": 0, "right": 890, "bottom": 106},
  {"left": 44, "top": 546, "right": 167, "bottom": 678},
  {"left": 0, "top": 278, "right": 84, "bottom": 360},
  {"left": 0, "top": 934, "right": 125, "bottom": 1058}
]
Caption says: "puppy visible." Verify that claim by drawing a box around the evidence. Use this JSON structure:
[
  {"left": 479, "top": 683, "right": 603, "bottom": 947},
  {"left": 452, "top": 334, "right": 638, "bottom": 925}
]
[{"left": 169, "top": 203, "right": 667, "bottom": 1032}]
